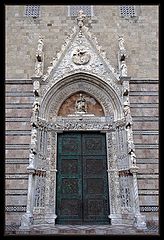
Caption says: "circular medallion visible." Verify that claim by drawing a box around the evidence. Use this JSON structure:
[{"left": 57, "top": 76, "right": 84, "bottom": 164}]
[{"left": 72, "top": 48, "right": 91, "bottom": 65}]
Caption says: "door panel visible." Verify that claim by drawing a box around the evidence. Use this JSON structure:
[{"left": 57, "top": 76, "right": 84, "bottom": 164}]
[
  {"left": 83, "top": 155, "right": 109, "bottom": 223},
  {"left": 56, "top": 132, "right": 109, "bottom": 224}
]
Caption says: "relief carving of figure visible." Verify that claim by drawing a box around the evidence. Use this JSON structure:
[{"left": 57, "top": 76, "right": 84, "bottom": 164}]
[
  {"left": 72, "top": 48, "right": 90, "bottom": 65},
  {"left": 75, "top": 94, "right": 87, "bottom": 113}
]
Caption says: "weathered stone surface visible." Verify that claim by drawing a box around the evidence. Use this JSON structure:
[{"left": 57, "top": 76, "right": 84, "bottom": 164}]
[
  {"left": 135, "top": 149, "right": 158, "bottom": 159},
  {"left": 5, "top": 109, "right": 31, "bottom": 118},
  {"left": 5, "top": 6, "right": 158, "bottom": 80},
  {"left": 6, "top": 136, "right": 31, "bottom": 144},
  {"left": 6, "top": 122, "right": 31, "bottom": 131},
  {"left": 133, "top": 121, "right": 158, "bottom": 130},
  {"left": 6, "top": 149, "right": 29, "bottom": 159}
]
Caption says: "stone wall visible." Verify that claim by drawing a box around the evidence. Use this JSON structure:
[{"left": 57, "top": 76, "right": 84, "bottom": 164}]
[
  {"left": 6, "top": 5, "right": 158, "bottom": 79},
  {"left": 5, "top": 5, "right": 159, "bottom": 226},
  {"left": 129, "top": 80, "right": 159, "bottom": 222}
]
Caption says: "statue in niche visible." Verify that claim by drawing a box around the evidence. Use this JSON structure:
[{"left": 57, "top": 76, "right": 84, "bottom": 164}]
[
  {"left": 75, "top": 94, "right": 87, "bottom": 113},
  {"left": 77, "top": 9, "right": 86, "bottom": 28},
  {"left": 72, "top": 47, "right": 90, "bottom": 65}
]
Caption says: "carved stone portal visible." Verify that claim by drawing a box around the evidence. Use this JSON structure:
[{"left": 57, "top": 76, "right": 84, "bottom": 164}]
[{"left": 20, "top": 16, "right": 146, "bottom": 230}]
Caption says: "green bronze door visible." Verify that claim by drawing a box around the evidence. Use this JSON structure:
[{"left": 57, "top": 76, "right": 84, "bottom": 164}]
[{"left": 56, "top": 132, "right": 110, "bottom": 224}]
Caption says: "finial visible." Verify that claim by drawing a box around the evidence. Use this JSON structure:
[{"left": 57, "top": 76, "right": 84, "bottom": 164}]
[{"left": 77, "top": 9, "right": 86, "bottom": 28}]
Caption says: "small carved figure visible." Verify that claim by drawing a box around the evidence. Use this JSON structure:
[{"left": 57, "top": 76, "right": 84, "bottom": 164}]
[
  {"left": 123, "top": 102, "right": 133, "bottom": 127},
  {"left": 75, "top": 94, "right": 87, "bottom": 113},
  {"left": 120, "top": 61, "right": 127, "bottom": 77},
  {"left": 130, "top": 151, "right": 136, "bottom": 165},
  {"left": 34, "top": 61, "right": 43, "bottom": 77},
  {"left": 36, "top": 36, "right": 44, "bottom": 56},
  {"left": 31, "top": 112, "right": 38, "bottom": 127},
  {"left": 33, "top": 102, "right": 40, "bottom": 112},
  {"left": 77, "top": 9, "right": 86, "bottom": 28},
  {"left": 123, "top": 81, "right": 129, "bottom": 96},
  {"left": 33, "top": 80, "right": 40, "bottom": 96},
  {"left": 30, "top": 127, "right": 37, "bottom": 153},
  {"left": 118, "top": 36, "right": 126, "bottom": 53},
  {"left": 28, "top": 149, "right": 35, "bottom": 168}
]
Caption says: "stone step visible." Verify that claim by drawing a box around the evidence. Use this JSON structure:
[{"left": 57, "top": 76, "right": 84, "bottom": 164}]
[
  {"left": 12, "top": 224, "right": 156, "bottom": 235},
  {"left": 5, "top": 224, "right": 159, "bottom": 235}
]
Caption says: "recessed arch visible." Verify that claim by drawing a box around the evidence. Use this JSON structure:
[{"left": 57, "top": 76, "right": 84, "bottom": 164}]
[{"left": 39, "top": 72, "right": 123, "bottom": 121}]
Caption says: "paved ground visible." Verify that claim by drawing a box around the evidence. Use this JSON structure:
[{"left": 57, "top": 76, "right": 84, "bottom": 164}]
[{"left": 5, "top": 223, "right": 159, "bottom": 236}]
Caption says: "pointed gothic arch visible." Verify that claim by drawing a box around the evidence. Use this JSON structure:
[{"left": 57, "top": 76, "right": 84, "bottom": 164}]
[{"left": 39, "top": 72, "right": 123, "bottom": 121}]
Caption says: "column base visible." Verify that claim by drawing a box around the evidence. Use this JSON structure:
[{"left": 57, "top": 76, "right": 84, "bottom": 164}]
[
  {"left": 108, "top": 214, "right": 123, "bottom": 225},
  {"left": 134, "top": 213, "right": 147, "bottom": 230},
  {"left": 19, "top": 213, "right": 33, "bottom": 230},
  {"left": 44, "top": 213, "right": 57, "bottom": 224}
]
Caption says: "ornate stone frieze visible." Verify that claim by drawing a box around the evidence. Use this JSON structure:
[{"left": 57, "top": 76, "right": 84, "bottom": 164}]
[
  {"left": 119, "top": 173, "right": 133, "bottom": 213},
  {"left": 106, "top": 132, "right": 114, "bottom": 169},
  {"left": 36, "top": 116, "right": 127, "bottom": 133},
  {"left": 34, "top": 175, "right": 46, "bottom": 208}
]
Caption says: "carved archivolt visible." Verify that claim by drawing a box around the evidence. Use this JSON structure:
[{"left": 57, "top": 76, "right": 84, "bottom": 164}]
[{"left": 39, "top": 73, "right": 123, "bottom": 121}]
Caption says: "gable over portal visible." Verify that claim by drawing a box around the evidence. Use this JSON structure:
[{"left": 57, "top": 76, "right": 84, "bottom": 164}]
[{"left": 38, "top": 15, "right": 127, "bottom": 121}]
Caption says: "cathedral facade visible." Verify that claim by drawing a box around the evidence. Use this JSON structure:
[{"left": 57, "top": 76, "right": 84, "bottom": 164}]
[{"left": 5, "top": 5, "right": 159, "bottom": 234}]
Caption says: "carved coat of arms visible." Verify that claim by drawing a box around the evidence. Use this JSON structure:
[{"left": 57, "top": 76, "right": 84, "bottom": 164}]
[{"left": 72, "top": 48, "right": 91, "bottom": 65}]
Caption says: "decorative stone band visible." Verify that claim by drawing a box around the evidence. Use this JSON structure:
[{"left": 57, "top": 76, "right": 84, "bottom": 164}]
[
  {"left": 118, "top": 169, "right": 132, "bottom": 176},
  {"left": 9, "top": 205, "right": 157, "bottom": 214},
  {"left": 34, "top": 169, "right": 46, "bottom": 177},
  {"left": 37, "top": 116, "right": 126, "bottom": 132},
  {"left": 5, "top": 205, "right": 27, "bottom": 212},
  {"left": 140, "top": 206, "right": 159, "bottom": 212}
]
